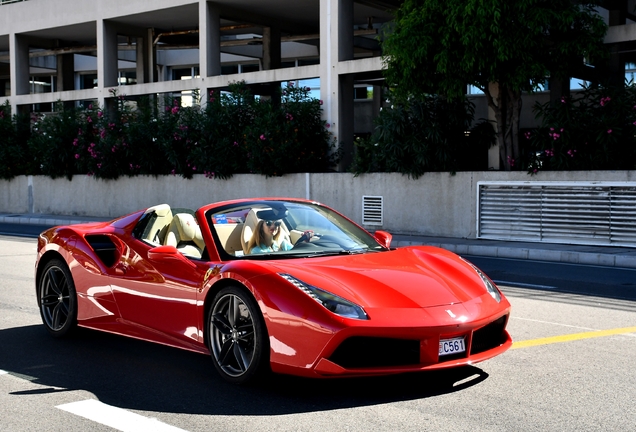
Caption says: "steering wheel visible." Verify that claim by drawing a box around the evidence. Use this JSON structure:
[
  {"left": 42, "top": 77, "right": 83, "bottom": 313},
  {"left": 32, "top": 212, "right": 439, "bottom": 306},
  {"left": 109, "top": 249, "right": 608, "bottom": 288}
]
[{"left": 292, "top": 231, "right": 321, "bottom": 248}]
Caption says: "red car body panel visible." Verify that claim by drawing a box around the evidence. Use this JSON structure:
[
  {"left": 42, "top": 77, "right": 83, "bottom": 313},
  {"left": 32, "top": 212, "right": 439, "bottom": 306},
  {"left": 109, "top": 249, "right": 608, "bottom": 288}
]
[{"left": 35, "top": 198, "right": 512, "bottom": 378}]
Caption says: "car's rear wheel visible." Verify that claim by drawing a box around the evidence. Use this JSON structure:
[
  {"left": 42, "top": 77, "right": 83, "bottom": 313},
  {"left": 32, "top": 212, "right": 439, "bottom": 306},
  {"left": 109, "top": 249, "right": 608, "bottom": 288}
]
[
  {"left": 208, "top": 286, "right": 269, "bottom": 384},
  {"left": 37, "top": 259, "right": 77, "bottom": 337}
]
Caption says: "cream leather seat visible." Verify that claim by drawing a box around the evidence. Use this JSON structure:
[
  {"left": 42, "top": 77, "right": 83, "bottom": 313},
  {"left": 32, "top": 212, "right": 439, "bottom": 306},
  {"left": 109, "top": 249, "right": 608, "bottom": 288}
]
[
  {"left": 142, "top": 204, "right": 173, "bottom": 245},
  {"left": 164, "top": 213, "right": 205, "bottom": 259}
]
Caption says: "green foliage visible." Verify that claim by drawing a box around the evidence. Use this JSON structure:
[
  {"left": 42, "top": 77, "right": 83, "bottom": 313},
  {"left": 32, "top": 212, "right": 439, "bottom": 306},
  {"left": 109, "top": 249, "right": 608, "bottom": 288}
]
[
  {"left": 187, "top": 82, "right": 339, "bottom": 179},
  {"left": 383, "top": 0, "right": 607, "bottom": 100},
  {"left": 0, "top": 102, "right": 30, "bottom": 179},
  {"left": 124, "top": 97, "right": 172, "bottom": 176},
  {"left": 0, "top": 83, "right": 337, "bottom": 180},
  {"left": 190, "top": 83, "right": 255, "bottom": 179},
  {"left": 382, "top": 0, "right": 608, "bottom": 170},
  {"left": 527, "top": 84, "right": 636, "bottom": 172},
  {"left": 351, "top": 95, "right": 495, "bottom": 177},
  {"left": 28, "top": 103, "right": 84, "bottom": 179},
  {"left": 245, "top": 83, "right": 338, "bottom": 176}
]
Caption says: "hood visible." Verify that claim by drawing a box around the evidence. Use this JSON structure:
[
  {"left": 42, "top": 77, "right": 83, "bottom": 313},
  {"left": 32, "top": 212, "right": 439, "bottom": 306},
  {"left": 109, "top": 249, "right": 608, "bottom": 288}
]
[{"left": 268, "top": 247, "right": 488, "bottom": 309}]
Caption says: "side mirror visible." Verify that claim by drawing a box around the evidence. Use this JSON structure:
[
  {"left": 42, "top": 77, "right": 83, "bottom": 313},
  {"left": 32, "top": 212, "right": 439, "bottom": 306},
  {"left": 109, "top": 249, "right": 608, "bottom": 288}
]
[
  {"left": 374, "top": 230, "right": 392, "bottom": 249},
  {"left": 148, "top": 245, "right": 196, "bottom": 268}
]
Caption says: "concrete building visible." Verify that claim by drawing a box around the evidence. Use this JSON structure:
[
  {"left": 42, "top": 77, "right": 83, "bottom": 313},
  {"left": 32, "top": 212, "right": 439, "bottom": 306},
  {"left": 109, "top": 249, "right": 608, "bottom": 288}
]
[
  {"left": 0, "top": 0, "right": 398, "bottom": 166},
  {"left": 2, "top": 0, "right": 636, "bottom": 169}
]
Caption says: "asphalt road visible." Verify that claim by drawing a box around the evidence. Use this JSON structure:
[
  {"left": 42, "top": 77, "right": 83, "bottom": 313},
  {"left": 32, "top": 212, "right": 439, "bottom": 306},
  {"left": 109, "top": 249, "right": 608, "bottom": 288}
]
[
  {"left": 1, "top": 234, "right": 635, "bottom": 432},
  {"left": 0, "top": 222, "right": 49, "bottom": 238}
]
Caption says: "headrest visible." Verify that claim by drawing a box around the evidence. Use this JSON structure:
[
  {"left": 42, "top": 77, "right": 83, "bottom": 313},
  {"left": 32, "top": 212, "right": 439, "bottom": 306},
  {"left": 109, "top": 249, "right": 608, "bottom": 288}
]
[{"left": 174, "top": 213, "right": 198, "bottom": 240}]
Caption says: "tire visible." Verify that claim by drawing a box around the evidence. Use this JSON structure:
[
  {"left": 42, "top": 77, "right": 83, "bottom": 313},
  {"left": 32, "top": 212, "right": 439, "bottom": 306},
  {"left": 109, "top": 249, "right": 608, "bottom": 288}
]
[
  {"left": 207, "top": 286, "right": 269, "bottom": 384},
  {"left": 37, "top": 259, "right": 78, "bottom": 337}
]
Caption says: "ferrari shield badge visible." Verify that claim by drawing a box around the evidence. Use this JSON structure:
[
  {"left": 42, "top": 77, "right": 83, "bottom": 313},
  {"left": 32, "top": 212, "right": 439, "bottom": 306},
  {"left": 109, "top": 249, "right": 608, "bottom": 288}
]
[{"left": 204, "top": 266, "right": 221, "bottom": 282}]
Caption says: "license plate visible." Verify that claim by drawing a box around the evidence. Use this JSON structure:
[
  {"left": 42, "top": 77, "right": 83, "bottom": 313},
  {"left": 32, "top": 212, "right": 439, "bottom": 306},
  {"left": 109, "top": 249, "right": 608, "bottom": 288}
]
[{"left": 439, "top": 337, "right": 466, "bottom": 356}]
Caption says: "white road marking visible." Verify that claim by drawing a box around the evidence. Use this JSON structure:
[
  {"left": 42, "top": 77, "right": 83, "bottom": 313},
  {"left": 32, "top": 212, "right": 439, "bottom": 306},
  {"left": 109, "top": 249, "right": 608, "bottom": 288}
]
[
  {"left": 511, "top": 316, "right": 597, "bottom": 331},
  {"left": 56, "top": 399, "right": 189, "bottom": 432},
  {"left": 494, "top": 280, "right": 558, "bottom": 290}
]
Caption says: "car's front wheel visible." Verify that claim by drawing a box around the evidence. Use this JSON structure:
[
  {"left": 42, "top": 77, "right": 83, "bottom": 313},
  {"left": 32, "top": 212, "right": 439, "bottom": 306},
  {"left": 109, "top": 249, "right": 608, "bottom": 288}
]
[
  {"left": 37, "top": 259, "right": 78, "bottom": 337},
  {"left": 207, "top": 286, "right": 269, "bottom": 384}
]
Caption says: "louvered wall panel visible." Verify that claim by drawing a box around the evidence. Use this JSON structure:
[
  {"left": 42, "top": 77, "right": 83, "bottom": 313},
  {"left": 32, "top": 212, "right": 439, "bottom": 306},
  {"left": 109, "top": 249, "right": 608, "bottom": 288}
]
[
  {"left": 362, "top": 195, "right": 383, "bottom": 226},
  {"left": 477, "top": 183, "right": 636, "bottom": 247},
  {"left": 612, "top": 188, "right": 636, "bottom": 243}
]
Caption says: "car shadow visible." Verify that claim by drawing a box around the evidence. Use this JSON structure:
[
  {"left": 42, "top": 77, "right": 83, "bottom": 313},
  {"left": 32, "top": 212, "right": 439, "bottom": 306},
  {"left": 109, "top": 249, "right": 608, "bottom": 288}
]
[{"left": 0, "top": 325, "right": 489, "bottom": 416}]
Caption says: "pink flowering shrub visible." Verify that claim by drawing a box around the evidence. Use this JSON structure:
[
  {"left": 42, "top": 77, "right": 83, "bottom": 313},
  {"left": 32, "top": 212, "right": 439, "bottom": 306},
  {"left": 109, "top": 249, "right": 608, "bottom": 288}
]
[
  {"left": 191, "top": 81, "right": 338, "bottom": 178},
  {"left": 527, "top": 84, "right": 636, "bottom": 173},
  {"left": 5, "top": 83, "right": 334, "bottom": 179},
  {"left": 243, "top": 82, "right": 339, "bottom": 176},
  {"left": 26, "top": 102, "right": 86, "bottom": 179}
]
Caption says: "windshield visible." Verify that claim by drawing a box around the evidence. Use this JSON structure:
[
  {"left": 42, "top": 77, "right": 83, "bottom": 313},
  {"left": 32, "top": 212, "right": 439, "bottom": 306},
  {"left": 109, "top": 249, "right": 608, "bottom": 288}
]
[{"left": 206, "top": 200, "right": 387, "bottom": 259}]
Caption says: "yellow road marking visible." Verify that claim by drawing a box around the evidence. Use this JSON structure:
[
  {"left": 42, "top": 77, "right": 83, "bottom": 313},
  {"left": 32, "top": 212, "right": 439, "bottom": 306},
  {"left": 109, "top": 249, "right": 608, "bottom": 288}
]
[{"left": 511, "top": 326, "right": 636, "bottom": 349}]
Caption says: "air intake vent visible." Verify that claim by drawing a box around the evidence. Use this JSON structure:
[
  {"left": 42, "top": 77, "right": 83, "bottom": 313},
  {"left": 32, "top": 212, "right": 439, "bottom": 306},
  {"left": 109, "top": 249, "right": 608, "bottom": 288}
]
[
  {"left": 362, "top": 195, "right": 383, "bottom": 226},
  {"left": 477, "top": 182, "right": 636, "bottom": 247}
]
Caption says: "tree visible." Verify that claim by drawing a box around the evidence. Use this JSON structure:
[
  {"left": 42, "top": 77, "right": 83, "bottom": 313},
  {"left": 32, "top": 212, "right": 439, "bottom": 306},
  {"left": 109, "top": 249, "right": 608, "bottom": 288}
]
[{"left": 382, "top": 0, "right": 608, "bottom": 170}]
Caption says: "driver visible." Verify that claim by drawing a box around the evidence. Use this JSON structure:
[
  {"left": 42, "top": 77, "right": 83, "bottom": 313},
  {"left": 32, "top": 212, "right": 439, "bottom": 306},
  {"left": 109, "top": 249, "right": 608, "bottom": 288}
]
[{"left": 247, "top": 219, "right": 294, "bottom": 254}]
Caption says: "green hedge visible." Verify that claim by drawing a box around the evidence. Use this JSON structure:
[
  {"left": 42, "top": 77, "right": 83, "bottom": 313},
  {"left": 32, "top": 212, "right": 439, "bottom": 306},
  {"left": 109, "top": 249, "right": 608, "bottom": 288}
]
[
  {"left": 4, "top": 82, "right": 636, "bottom": 180},
  {"left": 351, "top": 95, "right": 496, "bottom": 177},
  {"left": 0, "top": 82, "right": 339, "bottom": 180},
  {"left": 526, "top": 84, "right": 636, "bottom": 173}
]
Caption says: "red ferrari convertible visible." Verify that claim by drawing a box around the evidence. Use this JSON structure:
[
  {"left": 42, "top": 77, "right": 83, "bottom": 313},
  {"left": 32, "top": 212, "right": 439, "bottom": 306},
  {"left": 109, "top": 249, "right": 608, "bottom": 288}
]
[{"left": 36, "top": 198, "right": 511, "bottom": 383}]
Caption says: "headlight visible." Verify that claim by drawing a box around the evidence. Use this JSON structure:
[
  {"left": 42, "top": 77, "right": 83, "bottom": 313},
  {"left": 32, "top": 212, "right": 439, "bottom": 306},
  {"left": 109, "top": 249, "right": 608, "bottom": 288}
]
[
  {"left": 279, "top": 273, "right": 368, "bottom": 320},
  {"left": 460, "top": 258, "right": 501, "bottom": 303}
]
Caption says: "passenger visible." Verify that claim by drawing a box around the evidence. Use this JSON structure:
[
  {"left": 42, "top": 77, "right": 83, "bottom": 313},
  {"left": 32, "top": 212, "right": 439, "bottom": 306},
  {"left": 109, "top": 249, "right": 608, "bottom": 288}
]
[{"left": 247, "top": 219, "right": 293, "bottom": 254}]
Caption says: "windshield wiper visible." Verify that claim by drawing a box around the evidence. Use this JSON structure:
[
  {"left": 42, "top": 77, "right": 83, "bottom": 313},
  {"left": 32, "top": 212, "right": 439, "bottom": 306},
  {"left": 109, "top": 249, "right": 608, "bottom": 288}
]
[
  {"left": 339, "top": 248, "right": 367, "bottom": 255},
  {"left": 239, "top": 248, "right": 372, "bottom": 260},
  {"left": 295, "top": 248, "right": 369, "bottom": 257}
]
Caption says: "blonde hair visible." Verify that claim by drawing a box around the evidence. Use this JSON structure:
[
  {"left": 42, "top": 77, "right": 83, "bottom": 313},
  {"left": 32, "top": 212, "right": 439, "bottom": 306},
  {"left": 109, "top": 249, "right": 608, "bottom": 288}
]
[{"left": 247, "top": 219, "right": 283, "bottom": 253}]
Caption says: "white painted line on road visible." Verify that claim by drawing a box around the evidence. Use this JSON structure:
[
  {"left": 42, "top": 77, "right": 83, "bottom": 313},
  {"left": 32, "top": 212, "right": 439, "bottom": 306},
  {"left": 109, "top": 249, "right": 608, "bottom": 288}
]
[
  {"left": 56, "top": 399, "right": 189, "bottom": 432},
  {"left": 511, "top": 316, "right": 597, "bottom": 331},
  {"left": 494, "top": 280, "right": 558, "bottom": 290}
]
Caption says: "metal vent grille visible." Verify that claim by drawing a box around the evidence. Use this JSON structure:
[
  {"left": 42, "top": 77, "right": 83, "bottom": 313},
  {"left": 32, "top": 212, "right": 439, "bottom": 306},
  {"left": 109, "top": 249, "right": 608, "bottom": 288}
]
[
  {"left": 477, "top": 182, "right": 636, "bottom": 247},
  {"left": 362, "top": 195, "right": 383, "bottom": 226}
]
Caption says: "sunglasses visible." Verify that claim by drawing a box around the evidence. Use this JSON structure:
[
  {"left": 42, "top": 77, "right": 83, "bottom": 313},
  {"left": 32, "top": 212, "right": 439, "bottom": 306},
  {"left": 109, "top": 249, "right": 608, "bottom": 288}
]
[{"left": 265, "top": 220, "right": 282, "bottom": 228}]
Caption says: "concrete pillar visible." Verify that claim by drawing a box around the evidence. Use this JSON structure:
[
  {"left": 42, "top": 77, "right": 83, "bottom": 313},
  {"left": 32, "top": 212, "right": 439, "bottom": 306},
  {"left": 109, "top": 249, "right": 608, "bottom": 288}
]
[
  {"left": 263, "top": 26, "right": 281, "bottom": 104},
  {"left": 320, "top": 0, "right": 354, "bottom": 171},
  {"left": 607, "top": 45, "right": 625, "bottom": 87},
  {"left": 97, "top": 19, "right": 118, "bottom": 109},
  {"left": 263, "top": 27, "right": 281, "bottom": 70},
  {"left": 136, "top": 35, "right": 148, "bottom": 84},
  {"left": 200, "top": 0, "right": 221, "bottom": 104},
  {"left": 56, "top": 53, "right": 75, "bottom": 91},
  {"left": 9, "top": 33, "right": 30, "bottom": 114},
  {"left": 146, "top": 28, "right": 157, "bottom": 83},
  {"left": 200, "top": 1, "right": 221, "bottom": 79},
  {"left": 338, "top": 0, "right": 353, "bottom": 62}
]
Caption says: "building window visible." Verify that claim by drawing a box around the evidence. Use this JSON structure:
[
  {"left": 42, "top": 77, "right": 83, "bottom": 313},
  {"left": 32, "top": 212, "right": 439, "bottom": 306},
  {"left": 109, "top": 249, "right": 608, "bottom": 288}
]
[{"left": 80, "top": 74, "right": 98, "bottom": 90}]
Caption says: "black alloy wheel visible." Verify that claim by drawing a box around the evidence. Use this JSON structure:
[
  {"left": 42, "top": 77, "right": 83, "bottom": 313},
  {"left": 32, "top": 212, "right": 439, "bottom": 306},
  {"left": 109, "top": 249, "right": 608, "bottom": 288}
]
[
  {"left": 208, "top": 286, "right": 268, "bottom": 384},
  {"left": 38, "top": 259, "right": 78, "bottom": 337}
]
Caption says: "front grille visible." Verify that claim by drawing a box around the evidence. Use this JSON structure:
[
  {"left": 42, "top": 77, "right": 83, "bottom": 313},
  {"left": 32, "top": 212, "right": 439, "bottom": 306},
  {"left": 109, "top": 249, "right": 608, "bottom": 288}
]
[
  {"left": 328, "top": 337, "right": 420, "bottom": 368},
  {"left": 470, "top": 315, "right": 508, "bottom": 355}
]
